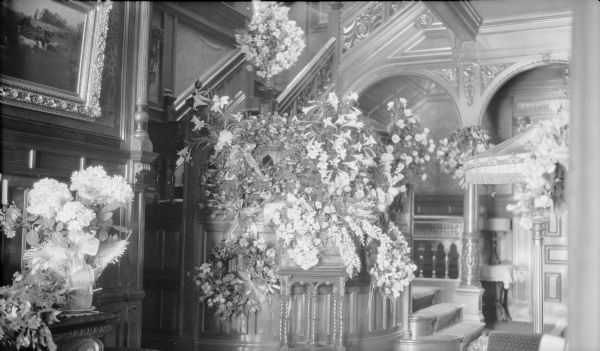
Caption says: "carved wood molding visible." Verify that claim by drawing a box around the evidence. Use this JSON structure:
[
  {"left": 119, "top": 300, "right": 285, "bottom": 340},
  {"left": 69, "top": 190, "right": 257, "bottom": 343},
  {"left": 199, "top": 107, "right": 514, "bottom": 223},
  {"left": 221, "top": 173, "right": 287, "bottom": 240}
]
[
  {"left": 425, "top": 1, "right": 482, "bottom": 41},
  {"left": 477, "top": 55, "right": 569, "bottom": 124}
]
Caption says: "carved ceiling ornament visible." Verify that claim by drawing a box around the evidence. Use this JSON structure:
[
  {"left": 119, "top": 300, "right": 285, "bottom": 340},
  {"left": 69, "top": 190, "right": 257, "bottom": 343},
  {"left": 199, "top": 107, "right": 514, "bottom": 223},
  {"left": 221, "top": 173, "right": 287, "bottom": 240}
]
[
  {"left": 461, "top": 61, "right": 477, "bottom": 106},
  {"left": 0, "top": 2, "right": 113, "bottom": 121},
  {"left": 480, "top": 63, "right": 514, "bottom": 93},
  {"left": 429, "top": 67, "right": 459, "bottom": 93},
  {"left": 414, "top": 10, "right": 434, "bottom": 29}
]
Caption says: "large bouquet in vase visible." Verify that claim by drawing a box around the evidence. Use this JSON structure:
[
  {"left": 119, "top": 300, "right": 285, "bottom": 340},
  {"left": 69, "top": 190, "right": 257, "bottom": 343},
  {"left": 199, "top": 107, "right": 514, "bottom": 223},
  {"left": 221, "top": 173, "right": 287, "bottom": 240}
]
[{"left": 0, "top": 166, "right": 133, "bottom": 349}]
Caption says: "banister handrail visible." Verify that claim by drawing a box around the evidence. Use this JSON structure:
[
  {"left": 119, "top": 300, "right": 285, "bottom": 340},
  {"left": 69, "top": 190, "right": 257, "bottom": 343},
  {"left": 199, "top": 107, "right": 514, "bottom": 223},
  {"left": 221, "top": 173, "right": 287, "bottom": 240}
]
[
  {"left": 174, "top": 48, "right": 247, "bottom": 119},
  {"left": 276, "top": 37, "right": 336, "bottom": 114}
]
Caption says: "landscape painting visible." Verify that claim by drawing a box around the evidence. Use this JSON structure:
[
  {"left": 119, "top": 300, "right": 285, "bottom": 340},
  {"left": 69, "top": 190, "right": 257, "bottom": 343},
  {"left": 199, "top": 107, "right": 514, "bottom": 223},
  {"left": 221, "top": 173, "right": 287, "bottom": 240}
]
[{"left": 0, "top": 0, "right": 86, "bottom": 92}]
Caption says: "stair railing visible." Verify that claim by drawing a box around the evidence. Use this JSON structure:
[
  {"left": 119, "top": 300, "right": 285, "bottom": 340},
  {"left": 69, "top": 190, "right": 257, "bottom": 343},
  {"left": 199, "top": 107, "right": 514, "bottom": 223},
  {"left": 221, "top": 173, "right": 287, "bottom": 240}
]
[
  {"left": 174, "top": 48, "right": 255, "bottom": 121},
  {"left": 413, "top": 215, "right": 462, "bottom": 280},
  {"left": 275, "top": 37, "right": 337, "bottom": 115}
]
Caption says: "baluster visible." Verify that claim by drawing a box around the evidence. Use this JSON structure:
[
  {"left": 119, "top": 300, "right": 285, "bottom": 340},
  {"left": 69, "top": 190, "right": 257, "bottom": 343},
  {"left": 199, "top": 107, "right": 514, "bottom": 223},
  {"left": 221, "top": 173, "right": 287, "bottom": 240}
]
[
  {"left": 431, "top": 248, "right": 437, "bottom": 278},
  {"left": 418, "top": 252, "right": 424, "bottom": 278},
  {"left": 444, "top": 241, "right": 450, "bottom": 279}
]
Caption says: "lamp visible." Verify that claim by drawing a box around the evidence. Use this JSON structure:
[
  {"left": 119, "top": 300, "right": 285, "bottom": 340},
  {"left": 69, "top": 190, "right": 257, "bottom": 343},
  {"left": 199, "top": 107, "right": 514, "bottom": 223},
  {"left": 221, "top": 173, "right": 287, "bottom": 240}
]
[
  {"left": 482, "top": 217, "right": 512, "bottom": 265},
  {"left": 464, "top": 127, "right": 547, "bottom": 334}
]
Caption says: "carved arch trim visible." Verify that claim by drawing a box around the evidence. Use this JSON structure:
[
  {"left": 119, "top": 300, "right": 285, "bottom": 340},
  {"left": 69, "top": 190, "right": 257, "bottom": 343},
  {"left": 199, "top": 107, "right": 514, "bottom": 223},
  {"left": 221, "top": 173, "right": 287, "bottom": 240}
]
[
  {"left": 344, "top": 63, "right": 462, "bottom": 126},
  {"left": 477, "top": 55, "right": 570, "bottom": 125}
]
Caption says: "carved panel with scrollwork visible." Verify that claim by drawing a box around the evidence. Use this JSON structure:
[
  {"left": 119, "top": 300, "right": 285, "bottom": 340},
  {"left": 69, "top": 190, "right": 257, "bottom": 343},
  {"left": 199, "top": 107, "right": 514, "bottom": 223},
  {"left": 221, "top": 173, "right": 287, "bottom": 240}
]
[
  {"left": 461, "top": 62, "right": 477, "bottom": 105},
  {"left": 429, "top": 67, "right": 459, "bottom": 94},
  {"left": 342, "top": 2, "right": 384, "bottom": 53},
  {"left": 480, "top": 63, "right": 513, "bottom": 93}
]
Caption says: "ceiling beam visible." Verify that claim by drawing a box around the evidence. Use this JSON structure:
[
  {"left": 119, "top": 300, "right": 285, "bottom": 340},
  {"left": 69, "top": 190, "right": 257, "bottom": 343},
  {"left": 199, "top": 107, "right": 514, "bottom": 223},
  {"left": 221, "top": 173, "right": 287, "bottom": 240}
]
[{"left": 425, "top": 1, "right": 482, "bottom": 41}]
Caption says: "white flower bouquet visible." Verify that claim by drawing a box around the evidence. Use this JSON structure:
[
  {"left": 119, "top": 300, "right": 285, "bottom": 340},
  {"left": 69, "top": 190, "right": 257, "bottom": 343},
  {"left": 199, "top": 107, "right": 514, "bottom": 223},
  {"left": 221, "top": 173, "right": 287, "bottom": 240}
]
[
  {"left": 182, "top": 83, "right": 424, "bottom": 304},
  {"left": 1, "top": 166, "right": 133, "bottom": 310},
  {"left": 373, "top": 96, "right": 436, "bottom": 212},
  {"left": 436, "top": 125, "right": 492, "bottom": 187},
  {"left": 507, "top": 105, "right": 568, "bottom": 229},
  {"left": 368, "top": 223, "right": 416, "bottom": 298},
  {"left": 235, "top": 2, "right": 305, "bottom": 79}
]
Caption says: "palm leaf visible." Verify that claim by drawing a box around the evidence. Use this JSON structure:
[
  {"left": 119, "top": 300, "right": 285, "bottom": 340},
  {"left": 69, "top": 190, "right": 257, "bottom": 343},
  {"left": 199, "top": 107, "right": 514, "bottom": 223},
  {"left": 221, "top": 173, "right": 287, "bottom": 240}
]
[{"left": 92, "top": 237, "right": 129, "bottom": 272}]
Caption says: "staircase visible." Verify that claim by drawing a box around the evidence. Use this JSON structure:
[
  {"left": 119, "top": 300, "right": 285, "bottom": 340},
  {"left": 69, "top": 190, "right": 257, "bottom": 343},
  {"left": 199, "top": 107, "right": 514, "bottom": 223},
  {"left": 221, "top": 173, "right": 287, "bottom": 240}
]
[{"left": 399, "top": 288, "right": 484, "bottom": 351}]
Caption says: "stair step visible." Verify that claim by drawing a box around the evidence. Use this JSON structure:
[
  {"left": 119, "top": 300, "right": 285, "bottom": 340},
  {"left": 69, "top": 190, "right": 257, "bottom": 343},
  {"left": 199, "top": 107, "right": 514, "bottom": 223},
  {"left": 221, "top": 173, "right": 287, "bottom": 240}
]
[
  {"left": 436, "top": 321, "right": 485, "bottom": 351},
  {"left": 394, "top": 321, "right": 484, "bottom": 351},
  {"left": 410, "top": 303, "right": 462, "bottom": 336},
  {"left": 394, "top": 334, "right": 463, "bottom": 351},
  {"left": 412, "top": 286, "right": 442, "bottom": 312}
]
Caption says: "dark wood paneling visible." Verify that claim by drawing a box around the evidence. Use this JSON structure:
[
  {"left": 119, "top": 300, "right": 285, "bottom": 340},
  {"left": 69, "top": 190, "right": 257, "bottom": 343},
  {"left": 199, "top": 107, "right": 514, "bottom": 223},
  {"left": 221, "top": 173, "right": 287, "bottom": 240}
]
[{"left": 36, "top": 151, "right": 80, "bottom": 173}]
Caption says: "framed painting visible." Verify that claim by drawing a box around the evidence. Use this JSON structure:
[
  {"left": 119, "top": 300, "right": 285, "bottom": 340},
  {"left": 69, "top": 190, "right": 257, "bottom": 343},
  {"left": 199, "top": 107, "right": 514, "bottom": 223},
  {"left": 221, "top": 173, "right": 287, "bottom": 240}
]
[{"left": 0, "top": 0, "right": 112, "bottom": 121}]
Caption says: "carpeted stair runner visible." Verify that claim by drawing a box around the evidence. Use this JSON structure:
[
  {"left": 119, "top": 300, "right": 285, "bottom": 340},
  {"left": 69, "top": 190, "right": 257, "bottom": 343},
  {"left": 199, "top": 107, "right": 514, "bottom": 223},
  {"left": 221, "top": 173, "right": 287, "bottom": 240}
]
[{"left": 412, "top": 286, "right": 442, "bottom": 312}]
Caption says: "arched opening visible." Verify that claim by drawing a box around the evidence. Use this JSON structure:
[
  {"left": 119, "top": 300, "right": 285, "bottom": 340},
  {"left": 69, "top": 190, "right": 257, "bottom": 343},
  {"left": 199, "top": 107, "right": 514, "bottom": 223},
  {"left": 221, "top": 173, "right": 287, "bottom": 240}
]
[
  {"left": 478, "top": 62, "right": 569, "bottom": 326},
  {"left": 481, "top": 63, "right": 569, "bottom": 143},
  {"left": 357, "top": 74, "right": 462, "bottom": 197}
]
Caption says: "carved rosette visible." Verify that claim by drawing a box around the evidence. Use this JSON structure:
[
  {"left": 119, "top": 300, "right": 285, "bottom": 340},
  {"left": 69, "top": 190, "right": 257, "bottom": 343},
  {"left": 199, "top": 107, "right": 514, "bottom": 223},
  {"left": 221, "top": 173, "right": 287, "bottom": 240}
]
[
  {"left": 480, "top": 63, "right": 513, "bottom": 93},
  {"left": 414, "top": 10, "right": 435, "bottom": 29}
]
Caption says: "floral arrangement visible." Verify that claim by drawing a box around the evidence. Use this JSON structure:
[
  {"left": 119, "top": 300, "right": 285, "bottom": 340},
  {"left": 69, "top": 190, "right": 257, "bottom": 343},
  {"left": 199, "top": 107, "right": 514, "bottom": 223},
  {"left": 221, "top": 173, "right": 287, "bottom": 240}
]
[
  {"left": 194, "top": 236, "right": 278, "bottom": 321},
  {"left": 375, "top": 97, "right": 436, "bottom": 211},
  {"left": 182, "top": 81, "right": 431, "bottom": 306},
  {"left": 507, "top": 102, "right": 569, "bottom": 229},
  {"left": 0, "top": 166, "right": 133, "bottom": 350},
  {"left": 235, "top": 2, "right": 305, "bottom": 80},
  {"left": 368, "top": 223, "right": 416, "bottom": 299},
  {"left": 436, "top": 126, "right": 493, "bottom": 187},
  {"left": 0, "top": 271, "right": 66, "bottom": 351}
]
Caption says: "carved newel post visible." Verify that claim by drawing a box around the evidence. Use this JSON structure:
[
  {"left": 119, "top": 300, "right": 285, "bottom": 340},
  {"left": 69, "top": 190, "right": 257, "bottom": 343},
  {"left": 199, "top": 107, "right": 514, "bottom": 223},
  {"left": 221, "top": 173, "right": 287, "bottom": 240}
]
[
  {"left": 531, "top": 217, "right": 547, "bottom": 334},
  {"left": 456, "top": 183, "right": 484, "bottom": 321}
]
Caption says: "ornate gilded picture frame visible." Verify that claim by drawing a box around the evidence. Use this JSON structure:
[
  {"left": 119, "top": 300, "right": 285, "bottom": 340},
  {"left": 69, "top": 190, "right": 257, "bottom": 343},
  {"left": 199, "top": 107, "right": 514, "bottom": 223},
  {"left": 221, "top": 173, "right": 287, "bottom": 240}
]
[{"left": 0, "top": 1, "right": 112, "bottom": 122}]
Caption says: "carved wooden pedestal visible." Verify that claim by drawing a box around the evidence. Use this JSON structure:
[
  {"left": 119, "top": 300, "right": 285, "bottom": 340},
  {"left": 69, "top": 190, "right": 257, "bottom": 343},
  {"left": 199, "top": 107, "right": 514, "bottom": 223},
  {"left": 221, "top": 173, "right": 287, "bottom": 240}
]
[
  {"left": 52, "top": 312, "right": 118, "bottom": 351},
  {"left": 278, "top": 266, "right": 346, "bottom": 351}
]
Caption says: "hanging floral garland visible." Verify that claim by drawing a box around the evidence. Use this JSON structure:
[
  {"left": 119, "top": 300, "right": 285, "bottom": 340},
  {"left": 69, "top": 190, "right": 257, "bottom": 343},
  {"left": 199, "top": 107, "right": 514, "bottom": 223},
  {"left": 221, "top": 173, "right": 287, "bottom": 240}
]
[
  {"left": 436, "top": 126, "right": 493, "bottom": 187},
  {"left": 235, "top": 2, "right": 305, "bottom": 80},
  {"left": 507, "top": 102, "right": 569, "bottom": 229}
]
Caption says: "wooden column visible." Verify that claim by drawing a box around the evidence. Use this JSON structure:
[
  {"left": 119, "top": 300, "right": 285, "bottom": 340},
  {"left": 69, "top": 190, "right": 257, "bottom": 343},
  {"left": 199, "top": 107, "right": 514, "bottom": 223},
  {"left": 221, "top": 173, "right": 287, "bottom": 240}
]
[
  {"left": 328, "top": 2, "right": 343, "bottom": 96},
  {"left": 133, "top": 1, "right": 153, "bottom": 152},
  {"left": 460, "top": 184, "right": 481, "bottom": 288},
  {"left": 568, "top": 2, "right": 600, "bottom": 349},
  {"left": 530, "top": 217, "right": 546, "bottom": 334},
  {"left": 456, "top": 183, "right": 483, "bottom": 321},
  {"left": 124, "top": 2, "right": 157, "bottom": 347}
]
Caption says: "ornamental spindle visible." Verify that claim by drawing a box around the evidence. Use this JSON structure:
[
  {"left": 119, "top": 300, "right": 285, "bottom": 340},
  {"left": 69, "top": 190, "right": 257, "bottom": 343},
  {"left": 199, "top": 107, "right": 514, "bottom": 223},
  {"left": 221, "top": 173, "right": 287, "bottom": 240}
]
[
  {"left": 444, "top": 245, "right": 450, "bottom": 279},
  {"left": 432, "top": 252, "right": 437, "bottom": 278}
]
